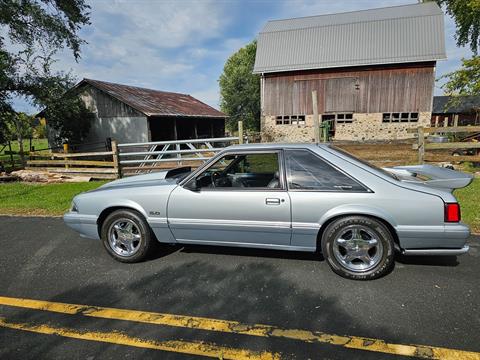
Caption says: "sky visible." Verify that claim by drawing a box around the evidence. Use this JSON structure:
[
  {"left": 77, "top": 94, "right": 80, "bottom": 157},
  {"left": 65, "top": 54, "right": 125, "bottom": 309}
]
[{"left": 11, "top": 0, "right": 474, "bottom": 113}]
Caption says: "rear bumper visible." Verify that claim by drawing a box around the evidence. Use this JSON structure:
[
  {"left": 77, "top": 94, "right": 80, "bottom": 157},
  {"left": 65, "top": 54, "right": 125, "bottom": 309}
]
[
  {"left": 63, "top": 212, "right": 100, "bottom": 240},
  {"left": 402, "top": 245, "right": 469, "bottom": 256},
  {"left": 398, "top": 222, "right": 470, "bottom": 256},
  {"left": 397, "top": 223, "right": 470, "bottom": 249}
]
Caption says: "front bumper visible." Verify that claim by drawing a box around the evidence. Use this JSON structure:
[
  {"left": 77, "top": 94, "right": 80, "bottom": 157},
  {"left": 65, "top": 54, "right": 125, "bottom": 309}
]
[{"left": 63, "top": 212, "right": 100, "bottom": 240}]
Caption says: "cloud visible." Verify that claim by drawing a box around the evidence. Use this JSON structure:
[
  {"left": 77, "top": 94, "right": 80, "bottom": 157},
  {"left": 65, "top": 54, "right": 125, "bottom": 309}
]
[{"left": 6, "top": 0, "right": 475, "bottom": 112}]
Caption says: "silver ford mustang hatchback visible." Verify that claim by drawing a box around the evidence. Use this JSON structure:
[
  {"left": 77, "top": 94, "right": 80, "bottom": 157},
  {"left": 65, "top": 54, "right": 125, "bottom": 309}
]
[{"left": 64, "top": 143, "right": 472, "bottom": 280}]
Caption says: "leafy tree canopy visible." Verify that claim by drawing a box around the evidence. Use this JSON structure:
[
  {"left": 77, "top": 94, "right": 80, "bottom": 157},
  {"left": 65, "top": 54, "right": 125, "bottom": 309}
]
[
  {"left": 0, "top": 0, "right": 91, "bottom": 144},
  {"left": 440, "top": 56, "right": 480, "bottom": 96},
  {"left": 428, "top": 0, "right": 480, "bottom": 105},
  {"left": 219, "top": 40, "right": 260, "bottom": 132},
  {"left": 435, "top": 0, "right": 480, "bottom": 55}
]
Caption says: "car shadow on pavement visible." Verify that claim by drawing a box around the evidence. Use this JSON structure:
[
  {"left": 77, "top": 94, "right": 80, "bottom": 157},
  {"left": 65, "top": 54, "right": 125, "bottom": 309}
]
[
  {"left": 178, "top": 244, "right": 324, "bottom": 261},
  {"left": 395, "top": 254, "right": 459, "bottom": 267}
]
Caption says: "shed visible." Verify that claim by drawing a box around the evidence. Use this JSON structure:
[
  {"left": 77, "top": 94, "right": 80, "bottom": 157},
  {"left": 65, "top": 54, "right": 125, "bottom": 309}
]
[
  {"left": 49, "top": 79, "right": 226, "bottom": 147},
  {"left": 432, "top": 96, "right": 480, "bottom": 126}
]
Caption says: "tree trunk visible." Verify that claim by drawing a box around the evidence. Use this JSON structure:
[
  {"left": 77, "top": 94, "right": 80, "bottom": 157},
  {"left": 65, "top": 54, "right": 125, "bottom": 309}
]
[
  {"left": 13, "top": 118, "right": 26, "bottom": 167},
  {"left": 17, "top": 133, "right": 25, "bottom": 167}
]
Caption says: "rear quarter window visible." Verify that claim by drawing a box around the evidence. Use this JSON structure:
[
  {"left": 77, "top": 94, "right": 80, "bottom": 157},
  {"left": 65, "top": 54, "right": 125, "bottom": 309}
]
[{"left": 285, "top": 149, "right": 367, "bottom": 191}]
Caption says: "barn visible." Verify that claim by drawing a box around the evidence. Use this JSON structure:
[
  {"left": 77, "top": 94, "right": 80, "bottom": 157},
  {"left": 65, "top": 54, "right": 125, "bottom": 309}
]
[
  {"left": 48, "top": 78, "right": 226, "bottom": 147},
  {"left": 253, "top": 2, "right": 446, "bottom": 142},
  {"left": 432, "top": 96, "right": 480, "bottom": 126}
]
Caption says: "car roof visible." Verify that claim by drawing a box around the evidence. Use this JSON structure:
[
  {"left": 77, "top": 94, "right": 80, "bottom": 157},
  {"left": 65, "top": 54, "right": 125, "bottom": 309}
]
[{"left": 225, "top": 143, "right": 330, "bottom": 151}]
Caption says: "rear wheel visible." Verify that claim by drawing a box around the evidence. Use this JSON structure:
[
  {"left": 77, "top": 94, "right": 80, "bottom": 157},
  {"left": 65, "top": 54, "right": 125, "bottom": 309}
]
[
  {"left": 321, "top": 216, "right": 394, "bottom": 280},
  {"left": 101, "top": 209, "right": 155, "bottom": 263}
]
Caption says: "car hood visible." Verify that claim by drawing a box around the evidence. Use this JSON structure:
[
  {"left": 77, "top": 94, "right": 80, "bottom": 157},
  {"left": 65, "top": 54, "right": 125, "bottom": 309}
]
[{"left": 97, "top": 167, "right": 192, "bottom": 191}]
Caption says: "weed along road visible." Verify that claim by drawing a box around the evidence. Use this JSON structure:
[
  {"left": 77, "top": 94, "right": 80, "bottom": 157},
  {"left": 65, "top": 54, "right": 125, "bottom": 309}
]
[{"left": 0, "top": 216, "right": 479, "bottom": 359}]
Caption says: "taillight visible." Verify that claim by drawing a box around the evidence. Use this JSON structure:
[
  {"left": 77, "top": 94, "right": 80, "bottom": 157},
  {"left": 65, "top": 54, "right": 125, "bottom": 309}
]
[{"left": 445, "top": 203, "right": 460, "bottom": 222}]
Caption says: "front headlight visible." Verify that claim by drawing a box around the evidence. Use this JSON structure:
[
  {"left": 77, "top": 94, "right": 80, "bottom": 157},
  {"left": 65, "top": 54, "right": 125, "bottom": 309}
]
[{"left": 70, "top": 202, "right": 78, "bottom": 212}]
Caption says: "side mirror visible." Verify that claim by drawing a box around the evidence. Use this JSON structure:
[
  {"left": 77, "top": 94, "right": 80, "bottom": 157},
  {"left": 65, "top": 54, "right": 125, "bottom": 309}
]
[{"left": 184, "top": 178, "right": 200, "bottom": 191}]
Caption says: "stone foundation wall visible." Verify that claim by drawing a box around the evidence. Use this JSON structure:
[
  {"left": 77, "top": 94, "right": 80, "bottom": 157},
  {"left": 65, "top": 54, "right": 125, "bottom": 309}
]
[
  {"left": 262, "top": 115, "right": 316, "bottom": 142},
  {"left": 261, "top": 112, "right": 431, "bottom": 142}
]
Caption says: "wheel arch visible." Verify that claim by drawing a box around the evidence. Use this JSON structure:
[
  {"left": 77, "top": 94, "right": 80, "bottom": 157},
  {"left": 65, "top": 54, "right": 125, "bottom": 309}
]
[
  {"left": 316, "top": 213, "right": 400, "bottom": 250},
  {"left": 97, "top": 203, "right": 149, "bottom": 238}
]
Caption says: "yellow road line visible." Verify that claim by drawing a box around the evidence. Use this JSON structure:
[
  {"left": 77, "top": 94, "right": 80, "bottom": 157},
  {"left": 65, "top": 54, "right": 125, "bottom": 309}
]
[
  {"left": 0, "top": 295, "right": 479, "bottom": 360},
  {"left": 0, "top": 317, "right": 279, "bottom": 360}
]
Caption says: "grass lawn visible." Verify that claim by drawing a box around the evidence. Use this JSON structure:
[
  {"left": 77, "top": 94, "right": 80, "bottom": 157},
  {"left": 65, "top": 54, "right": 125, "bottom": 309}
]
[
  {"left": 0, "top": 181, "right": 107, "bottom": 216},
  {"left": 455, "top": 178, "right": 480, "bottom": 233},
  {"left": 0, "top": 178, "right": 478, "bottom": 233}
]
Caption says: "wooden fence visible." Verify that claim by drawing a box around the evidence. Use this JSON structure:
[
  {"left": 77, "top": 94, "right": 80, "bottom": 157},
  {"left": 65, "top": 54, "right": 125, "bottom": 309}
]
[
  {"left": 27, "top": 141, "right": 120, "bottom": 180},
  {"left": 24, "top": 121, "right": 247, "bottom": 179},
  {"left": 410, "top": 126, "right": 480, "bottom": 164}
]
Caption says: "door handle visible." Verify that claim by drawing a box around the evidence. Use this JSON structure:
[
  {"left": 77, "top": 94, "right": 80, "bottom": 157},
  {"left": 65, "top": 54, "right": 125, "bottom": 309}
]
[{"left": 265, "top": 198, "right": 281, "bottom": 205}]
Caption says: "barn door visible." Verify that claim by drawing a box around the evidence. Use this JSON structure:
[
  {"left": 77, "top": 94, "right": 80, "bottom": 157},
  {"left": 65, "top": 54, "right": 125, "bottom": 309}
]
[{"left": 325, "top": 77, "right": 358, "bottom": 113}]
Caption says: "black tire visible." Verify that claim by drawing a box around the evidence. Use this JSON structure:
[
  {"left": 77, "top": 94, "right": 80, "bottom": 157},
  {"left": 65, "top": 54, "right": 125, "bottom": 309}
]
[
  {"left": 101, "top": 209, "right": 155, "bottom": 263},
  {"left": 321, "top": 216, "right": 395, "bottom": 280}
]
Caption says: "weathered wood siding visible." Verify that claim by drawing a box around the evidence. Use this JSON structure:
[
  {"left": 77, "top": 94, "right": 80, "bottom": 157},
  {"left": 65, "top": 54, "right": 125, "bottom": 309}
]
[
  {"left": 80, "top": 85, "right": 144, "bottom": 118},
  {"left": 263, "top": 63, "right": 435, "bottom": 116}
]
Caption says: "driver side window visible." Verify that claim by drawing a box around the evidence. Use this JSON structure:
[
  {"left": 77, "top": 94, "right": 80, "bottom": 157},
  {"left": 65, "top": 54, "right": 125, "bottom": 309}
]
[{"left": 195, "top": 152, "right": 281, "bottom": 189}]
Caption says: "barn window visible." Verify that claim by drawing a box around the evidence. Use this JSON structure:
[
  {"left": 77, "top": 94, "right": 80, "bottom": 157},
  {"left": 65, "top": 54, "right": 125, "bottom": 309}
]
[
  {"left": 336, "top": 113, "right": 353, "bottom": 124},
  {"left": 275, "top": 115, "right": 305, "bottom": 125},
  {"left": 382, "top": 112, "right": 419, "bottom": 123},
  {"left": 322, "top": 113, "right": 353, "bottom": 124}
]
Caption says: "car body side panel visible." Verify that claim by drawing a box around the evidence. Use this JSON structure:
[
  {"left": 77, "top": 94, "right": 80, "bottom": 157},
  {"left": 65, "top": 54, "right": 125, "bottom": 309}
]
[
  {"left": 167, "top": 186, "right": 292, "bottom": 246},
  {"left": 70, "top": 184, "right": 177, "bottom": 243}
]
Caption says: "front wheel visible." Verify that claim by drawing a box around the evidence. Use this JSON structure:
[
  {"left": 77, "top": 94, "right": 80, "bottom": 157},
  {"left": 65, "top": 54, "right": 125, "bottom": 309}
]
[
  {"left": 101, "top": 209, "right": 155, "bottom": 263},
  {"left": 321, "top": 216, "right": 395, "bottom": 280}
]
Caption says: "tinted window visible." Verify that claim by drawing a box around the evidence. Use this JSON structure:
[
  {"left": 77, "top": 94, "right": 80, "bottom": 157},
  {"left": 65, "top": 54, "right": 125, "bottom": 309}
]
[{"left": 285, "top": 150, "right": 365, "bottom": 191}]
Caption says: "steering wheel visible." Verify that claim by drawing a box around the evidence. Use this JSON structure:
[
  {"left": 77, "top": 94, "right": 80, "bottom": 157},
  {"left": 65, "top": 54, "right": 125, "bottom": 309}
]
[{"left": 210, "top": 171, "right": 221, "bottom": 188}]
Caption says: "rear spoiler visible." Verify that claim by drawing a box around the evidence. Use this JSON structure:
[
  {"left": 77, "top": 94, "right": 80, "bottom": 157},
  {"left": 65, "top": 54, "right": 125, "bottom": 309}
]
[{"left": 383, "top": 165, "right": 473, "bottom": 192}]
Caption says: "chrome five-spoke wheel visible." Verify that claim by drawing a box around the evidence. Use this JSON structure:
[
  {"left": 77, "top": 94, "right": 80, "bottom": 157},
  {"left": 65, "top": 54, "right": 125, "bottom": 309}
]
[
  {"left": 108, "top": 219, "right": 142, "bottom": 257},
  {"left": 322, "top": 216, "right": 395, "bottom": 280},
  {"left": 102, "top": 209, "right": 154, "bottom": 263},
  {"left": 332, "top": 225, "right": 383, "bottom": 272}
]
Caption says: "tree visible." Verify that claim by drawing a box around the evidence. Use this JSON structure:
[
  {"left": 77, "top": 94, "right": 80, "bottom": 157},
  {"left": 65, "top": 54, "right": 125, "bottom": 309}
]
[
  {"left": 5, "top": 112, "right": 35, "bottom": 166},
  {"left": 434, "top": 0, "right": 480, "bottom": 54},
  {"left": 219, "top": 41, "right": 260, "bottom": 132},
  {"left": 0, "top": 0, "right": 91, "bottom": 142},
  {"left": 42, "top": 93, "right": 94, "bottom": 145},
  {"left": 432, "top": 1, "right": 480, "bottom": 98},
  {"left": 440, "top": 56, "right": 480, "bottom": 95}
]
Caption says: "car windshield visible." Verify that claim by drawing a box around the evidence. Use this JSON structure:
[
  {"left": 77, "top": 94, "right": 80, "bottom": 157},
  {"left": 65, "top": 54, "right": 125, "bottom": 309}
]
[{"left": 328, "top": 145, "right": 398, "bottom": 180}]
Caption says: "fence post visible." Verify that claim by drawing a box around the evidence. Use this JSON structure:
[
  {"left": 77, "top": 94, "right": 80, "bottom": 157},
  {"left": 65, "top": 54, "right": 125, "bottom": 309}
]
[
  {"left": 238, "top": 121, "right": 244, "bottom": 144},
  {"left": 417, "top": 127, "right": 424, "bottom": 164},
  {"left": 63, "top": 143, "right": 69, "bottom": 169},
  {"left": 453, "top": 114, "right": 459, "bottom": 127},
  {"left": 434, "top": 116, "right": 439, "bottom": 127},
  {"left": 312, "top": 90, "right": 320, "bottom": 143},
  {"left": 111, "top": 139, "right": 122, "bottom": 179}
]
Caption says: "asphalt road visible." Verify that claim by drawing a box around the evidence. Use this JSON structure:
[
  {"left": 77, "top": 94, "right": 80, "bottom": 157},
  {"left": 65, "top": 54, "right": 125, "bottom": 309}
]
[{"left": 0, "top": 216, "right": 479, "bottom": 360}]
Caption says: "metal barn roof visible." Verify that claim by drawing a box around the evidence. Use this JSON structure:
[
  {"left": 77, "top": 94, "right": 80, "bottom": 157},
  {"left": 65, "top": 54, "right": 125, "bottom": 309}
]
[
  {"left": 78, "top": 79, "right": 225, "bottom": 118},
  {"left": 253, "top": 2, "right": 446, "bottom": 74},
  {"left": 433, "top": 96, "right": 480, "bottom": 114}
]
